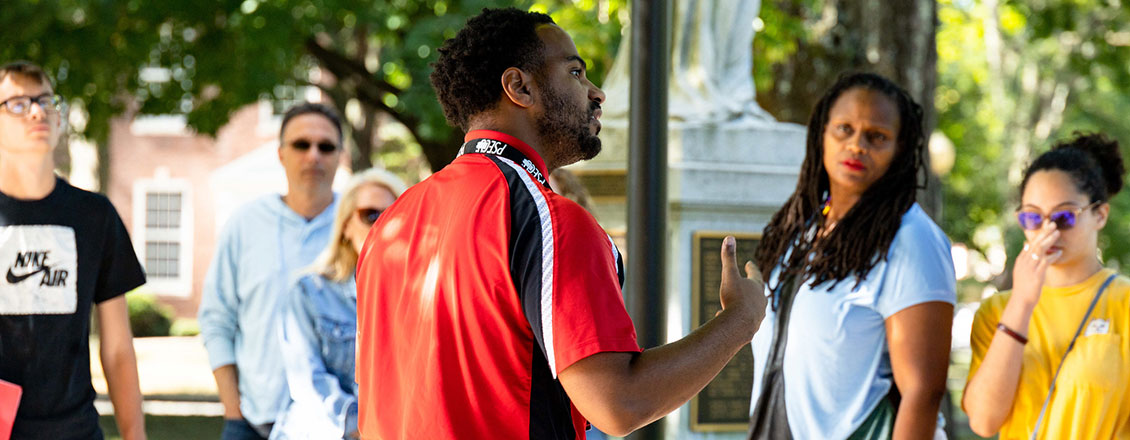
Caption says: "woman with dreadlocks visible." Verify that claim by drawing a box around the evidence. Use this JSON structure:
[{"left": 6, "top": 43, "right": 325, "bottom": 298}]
[
  {"left": 747, "top": 72, "right": 955, "bottom": 440},
  {"left": 963, "top": 133, "right": 1130, "bottom": 440}
]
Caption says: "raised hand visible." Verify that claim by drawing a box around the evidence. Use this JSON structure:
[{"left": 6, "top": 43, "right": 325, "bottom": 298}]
[
  {"left": 717, "top": 236, "right": 768, "bottom": 335},
  {"left": 1012, "top": 221, "right": 1061, "bottom": 305}
]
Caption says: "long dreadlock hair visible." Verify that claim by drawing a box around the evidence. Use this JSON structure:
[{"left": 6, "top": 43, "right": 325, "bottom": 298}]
[{"left": 755, "top": 72, "right": 926, "bottom": 302}]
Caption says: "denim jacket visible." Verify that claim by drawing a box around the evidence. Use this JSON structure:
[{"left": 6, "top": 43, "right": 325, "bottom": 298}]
[{"left": 271, "top": 273, "right": 358, "bottom": 439}]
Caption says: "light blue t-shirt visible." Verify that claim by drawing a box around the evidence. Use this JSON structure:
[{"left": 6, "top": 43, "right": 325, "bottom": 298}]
[
  {"left": 199, "top": 194, "right": 337, "bottom": 428},
  {"left": 750, "top": 203, "right": 956, "bottom": 439}
]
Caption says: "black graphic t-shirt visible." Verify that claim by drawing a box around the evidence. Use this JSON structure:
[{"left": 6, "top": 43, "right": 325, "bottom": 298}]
[{"left": 0, "top": 177, "right": 145, "bottom": 440}]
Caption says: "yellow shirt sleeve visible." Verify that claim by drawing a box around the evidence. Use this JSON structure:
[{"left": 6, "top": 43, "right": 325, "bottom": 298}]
[
  {"left": 964, "top": 271, "right": 1130, "bottom": 440},
  {"left": 967, "top": 292, "right": 1009, "bottom": 382}
]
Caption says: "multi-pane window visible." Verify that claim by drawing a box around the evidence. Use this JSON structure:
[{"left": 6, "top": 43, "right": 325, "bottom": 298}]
[
  {"left": 143, "top": 191, "right": 184, "bottom": 280},
  {"left": 132, "top": 167, "right": 193, "bottom": 297},
  {"left": 146, "top": 192, "right": 182, "bottom": 229},
  {"left": 145, "top": 241, "right": 180, "bottom": 279}
]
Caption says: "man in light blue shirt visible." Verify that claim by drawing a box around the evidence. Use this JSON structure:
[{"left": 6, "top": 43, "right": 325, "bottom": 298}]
[{"left": 199, "top": 102, "right": 343, "bottom": 440}]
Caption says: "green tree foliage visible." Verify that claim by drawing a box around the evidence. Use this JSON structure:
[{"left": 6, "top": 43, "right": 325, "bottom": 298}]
[
  {"left": 751, "top": 0, "right": 943, "bottom": 217},
  {"left": 753, "top": 0, "right": 937, "bottom": 127},
  {"left": 0, "top": 0, "right": 626, "bottom": 177},
  {"left": 126, "top": 292, "right": 175, "bottom": 337},
  {"left": 935, "top": 0, "right": 1130, "bottom": 290}
]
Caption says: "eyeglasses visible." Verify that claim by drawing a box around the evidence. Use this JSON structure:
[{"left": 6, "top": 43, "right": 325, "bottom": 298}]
[
  {"left": 1016, "top": 201, "right": 1101, "bottom": 230},
  {"left": 357, "top": 208, "right": 383, "bottom": 225},
  {"left": 0, "top": 94, "right": 63, "bottom": 116},
  {"left": 290, "top": 140, "right": 338, "bottom": 154}
]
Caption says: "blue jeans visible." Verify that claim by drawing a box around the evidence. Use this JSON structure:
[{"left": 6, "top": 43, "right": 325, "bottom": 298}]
[{"left": 221, "top": 419, "right": 269, "bottom": 440}]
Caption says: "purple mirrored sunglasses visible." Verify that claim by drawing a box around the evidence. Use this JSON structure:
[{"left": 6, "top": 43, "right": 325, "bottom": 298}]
[{"left": 1016, "top": 201, "right": 1101, "bottom": 230}]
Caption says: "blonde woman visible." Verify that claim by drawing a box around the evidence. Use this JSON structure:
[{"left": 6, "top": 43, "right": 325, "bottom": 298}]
[{"left": 271, "top": 168, "right": 407, "bottom": 440}]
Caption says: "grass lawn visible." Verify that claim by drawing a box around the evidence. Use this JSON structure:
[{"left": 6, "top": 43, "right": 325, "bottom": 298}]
[{"left": 99, "top": 415, "right": 223, "bottom": 440}]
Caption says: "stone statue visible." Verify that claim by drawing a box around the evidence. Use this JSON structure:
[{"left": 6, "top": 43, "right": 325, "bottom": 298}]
[{"left": 602, "top": 0, "right": 774, "bottom": 123}]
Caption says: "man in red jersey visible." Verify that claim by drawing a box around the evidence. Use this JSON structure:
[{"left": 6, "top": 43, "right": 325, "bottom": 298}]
[{"left": 355, "top": 8, "right": 767, "bottom": 439}]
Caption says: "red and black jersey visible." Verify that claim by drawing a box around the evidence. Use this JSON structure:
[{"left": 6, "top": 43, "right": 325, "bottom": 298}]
[{"left": 355, "top": 130, "right": 640, "bottom": 439}]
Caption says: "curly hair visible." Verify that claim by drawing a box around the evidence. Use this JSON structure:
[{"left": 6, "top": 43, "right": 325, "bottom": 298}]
[
  {"left": 755, "top": 72, "right": 926, "bottom": 301},
  {"left": 1021, "top": 132, "right": 1126, "bottom": 204},
  {"left": 430, "top": 8, "right": 555, "bottom": 131}
]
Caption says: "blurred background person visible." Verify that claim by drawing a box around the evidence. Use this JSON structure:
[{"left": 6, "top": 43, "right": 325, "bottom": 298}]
[
  {"left": 198, "top": 103, "right": 344, "bottom": 440},
  {"left": 749, "top": 72, "right": 955, "bottom": 439},
  {"left": 271, "top": 168, "right": 406, "bottom": 440},
  {"left": 549, "top": 168, "right": 596, "bottom": 215},
  {"left": 963, "top": 132, "right": 1130, "bottom": 439}
]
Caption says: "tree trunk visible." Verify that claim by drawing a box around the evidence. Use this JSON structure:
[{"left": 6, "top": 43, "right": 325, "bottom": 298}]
[
  {"left": 97, "top": 139, "right": 110, "bottom": 193},
  {"left": 54, "top": 133, "right": 72, "bottom": 178},
  {"left": 349, "top": 101, "right": 377, "bottom": 172},
  {"left": 758, "top": 0, "right": 940, "bottom": 218},
  {"left": 304, "top": 36, "right": 461, "bottom": 173},
  {"left": 419, "top": 134, "right": 459, "bottom": 173}
]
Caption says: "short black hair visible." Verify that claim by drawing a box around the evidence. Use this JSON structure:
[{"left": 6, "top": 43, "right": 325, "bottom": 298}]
[
  {"left": 430, "top": 8, "right": 556, "bottom": 131},
  {"left": 756, "top": 72, "right": 926, "bottom": 299},
  {"left": 1021, "top": 132, "right": 1126, "bottom": 203},
  {"left": 280, "top": 102, "right": 343, "bottom": 144}
]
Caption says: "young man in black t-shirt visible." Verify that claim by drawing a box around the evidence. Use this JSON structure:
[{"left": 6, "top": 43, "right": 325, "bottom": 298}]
[{"left": 0, "top": 61, "right": 147, "bottom": 439}]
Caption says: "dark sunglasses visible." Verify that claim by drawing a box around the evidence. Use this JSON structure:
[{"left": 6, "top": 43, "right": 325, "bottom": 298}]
[
  {"left": 1016, "top": 201, "right": 1101, "bottom": 230},
  {"left": 357, "top": 208, "right": 383, "bottom": 225},
  {"left": 291, "top": 140, "right": 338, "bottom": 154}
]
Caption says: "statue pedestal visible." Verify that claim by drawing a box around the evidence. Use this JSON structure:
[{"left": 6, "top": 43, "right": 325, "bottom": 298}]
[{"left": 572, "top": 116, "right": 806, "bottom": 438}]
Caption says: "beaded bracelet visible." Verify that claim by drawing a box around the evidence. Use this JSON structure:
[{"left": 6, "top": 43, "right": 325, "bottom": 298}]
[{"left": 997, "top": 323, "right": 1028, "bottom": 345}]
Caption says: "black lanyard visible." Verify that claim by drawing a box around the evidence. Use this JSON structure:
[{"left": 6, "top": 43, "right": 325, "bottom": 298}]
[{"left": 458, "top": 138, "right": 550, "bottom": 189}]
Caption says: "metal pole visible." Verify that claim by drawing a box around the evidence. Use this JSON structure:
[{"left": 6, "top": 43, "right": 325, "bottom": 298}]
[{"left": 626, "top": 0, "right": 668, "bottom": 439}]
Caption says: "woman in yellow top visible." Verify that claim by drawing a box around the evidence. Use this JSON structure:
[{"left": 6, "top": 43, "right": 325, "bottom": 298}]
[{"left": 963, "top": 132, "right": 1130, "bottom": 439}]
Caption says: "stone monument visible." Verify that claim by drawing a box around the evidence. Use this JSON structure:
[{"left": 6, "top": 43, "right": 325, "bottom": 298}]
[{"left": 568, "top": 1, "right": 807, "bottom": 437}]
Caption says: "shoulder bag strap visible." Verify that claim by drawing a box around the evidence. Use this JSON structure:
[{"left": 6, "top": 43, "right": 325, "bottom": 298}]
[
  {"left": 1029, "top": 272, "right": 1117, "bottom": 440},
  {"left": 748, "top": 272, "right": 801, "bottom": 440}
]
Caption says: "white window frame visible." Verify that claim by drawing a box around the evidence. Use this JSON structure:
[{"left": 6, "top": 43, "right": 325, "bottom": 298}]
[
  {"left": 132, "top": 175, "right": 194, "bottom": 297},
  {"left": 256, "top": 86, "right": 324, "bottom": 138},
  {"left": 129, "top": 114, "right": 190, "bottom": 137}
]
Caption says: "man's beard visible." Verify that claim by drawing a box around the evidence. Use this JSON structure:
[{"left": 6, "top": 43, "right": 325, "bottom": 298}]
[{"left": 536, "top": 83, "right": 601, "bottom": 166}]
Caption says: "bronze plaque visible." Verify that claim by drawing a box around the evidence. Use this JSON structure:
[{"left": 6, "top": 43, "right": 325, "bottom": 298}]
[
  {"left": 690, "top": 231, "right": 761, "bottom": 432},
  {"left": 575, "top": 170, "right": 626, "bottom": 199}
]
